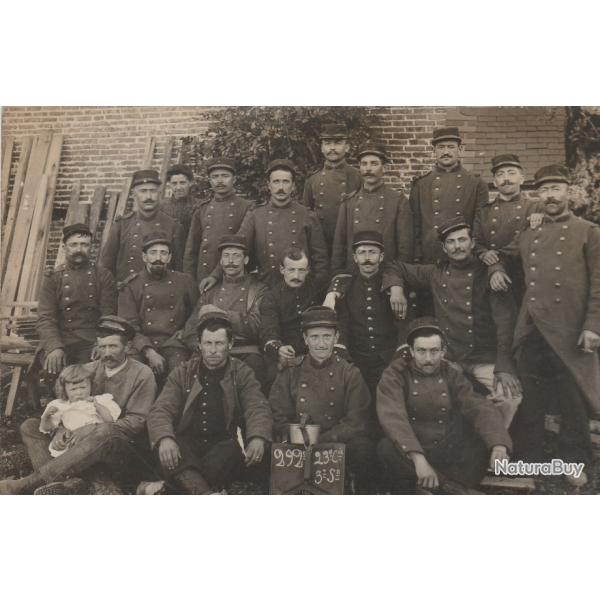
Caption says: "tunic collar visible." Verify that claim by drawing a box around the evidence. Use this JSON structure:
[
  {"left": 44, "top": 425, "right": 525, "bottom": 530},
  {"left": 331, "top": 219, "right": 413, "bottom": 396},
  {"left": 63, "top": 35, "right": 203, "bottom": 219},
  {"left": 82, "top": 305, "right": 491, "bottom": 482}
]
[
  {"left": 360, "top": 181, "right": 385, "bottom": 194},
  {"left": 307, "top": 353, "right": 335, "bottom": 369},
  {"left": 434, "top": 162, "right": 462, "bottom": 174},
  {"left": 543, "top": 211, "right": 571, "bottom": 224},
  {"left": 324, "top": 159, "right": 347, "bottom": 170}
]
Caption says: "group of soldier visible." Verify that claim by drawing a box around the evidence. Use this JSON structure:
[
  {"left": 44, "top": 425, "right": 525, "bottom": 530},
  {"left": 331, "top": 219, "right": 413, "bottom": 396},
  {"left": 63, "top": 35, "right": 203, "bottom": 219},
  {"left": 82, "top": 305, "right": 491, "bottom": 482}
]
[{"left": 1, "top": 122, "right": 599, "bottom": 495}]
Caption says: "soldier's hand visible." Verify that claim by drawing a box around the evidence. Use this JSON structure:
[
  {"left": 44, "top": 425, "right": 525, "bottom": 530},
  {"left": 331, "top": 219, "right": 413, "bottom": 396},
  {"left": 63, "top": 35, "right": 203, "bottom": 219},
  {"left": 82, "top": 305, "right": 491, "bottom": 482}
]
[
  {"left": 158, "top": 437, "right": 181, "bottom": 471},
  {"left": 68, "top": 423, "right": 103, "bottom": 448},
  {"left": 278, "top": 345, "right": 296, "bottom": 361},
  {"left": 411, "top": 453, "right": 439, "bottom": 490},
  {"left": 480, "top": 250, "right": 500, "bottom": 266},
  {"left": 198, "top": 276, "right": 217, "bottom": 294},
  {"left": 244, "top": 437, "right": 265, "bottom": 466},
  {"left": 529, "top": 213, "right": 544, "bottom": 229},
  {"left": 322, "top": 292, "right": 339, "bottom": 310},
  {"left": 44, "top": 348, "right": 66, "bottom": 375},
  {"left": 389, "top": 286, "right": 407, "bottom": 319},
  {"left": 578, "top": 330, "right": 600, "bottom": 353},
  {"left": 489, "top": 271, "right": 512, "bottom": 292},
  {"left": 145, "top": 348, "right": 167, "bottom": 376},
  {"left": 489, "top": 445, "right": 509, "bottom": 471},
  {"left": 493, "top": 372, "right": 522, "bottom": 399}
]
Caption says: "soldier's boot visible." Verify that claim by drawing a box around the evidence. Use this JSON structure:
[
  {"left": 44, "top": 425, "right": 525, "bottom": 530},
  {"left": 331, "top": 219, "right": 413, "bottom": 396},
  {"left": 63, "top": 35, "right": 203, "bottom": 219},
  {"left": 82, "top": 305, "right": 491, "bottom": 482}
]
[
  {"left": 0, "top": 471, "right": 47, "bottom": 495},
  {"left": 34, "top": 477, "right": 89, "bottom": 495},
  {"left": 173, "top": 468, "right": 212, "bottom": 494}
]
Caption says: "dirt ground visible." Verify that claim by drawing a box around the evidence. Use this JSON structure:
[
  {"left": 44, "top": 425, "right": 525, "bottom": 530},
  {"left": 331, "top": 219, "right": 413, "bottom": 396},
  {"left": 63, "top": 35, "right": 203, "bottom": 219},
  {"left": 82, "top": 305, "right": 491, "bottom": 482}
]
[{"left": 2, "top": 391, "right": 598, "bottom": 494}]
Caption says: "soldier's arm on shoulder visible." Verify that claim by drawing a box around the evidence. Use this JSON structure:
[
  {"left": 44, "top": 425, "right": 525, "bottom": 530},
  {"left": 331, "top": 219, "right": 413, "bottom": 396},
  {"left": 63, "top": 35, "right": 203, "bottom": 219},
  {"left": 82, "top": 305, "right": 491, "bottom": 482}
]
[
  {"left": 382, "top": 260, "right": 434, "bottom": 292},
  {"left": 182, "top": 209, "right": 202, "bottom": 275},
  {"left": 396, "top": 191, "right": 414, "bottom": 263},
  {"left": 475, "top": 175, "right": 490, "bottom": 206},
  {"left": 301, "top": 175, "right": 314, "bottom": 209},
  {"left": 183, "top": 272, "right": 200, "bottom": 312},
  {"left": 583, "top": 224, "right": 600, "bottom": 333},
  {"left": 330, "top": 199, "right": 349, "bottom": 274},
  {"left": 307, "top": 211, "right": 330, "bottom": 287},
  {"left": 99, "top": 267, "right": 118, "bottom": 315},
  {"left": 170, "top": 221, "right": 185, "bottom": 272},
  {"left": 259, "top": 288, "right": 282, "bottom": 351},
  {"left": 376, "top": 359, "right": 424, "bottom": 454}
]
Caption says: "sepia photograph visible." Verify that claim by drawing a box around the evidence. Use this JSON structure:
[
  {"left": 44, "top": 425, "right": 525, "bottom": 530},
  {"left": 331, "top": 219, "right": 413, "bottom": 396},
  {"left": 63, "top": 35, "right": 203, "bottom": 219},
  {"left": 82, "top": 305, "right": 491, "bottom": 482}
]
[{"left": 2, "top": 105, "right": 599, "bottom": 496}]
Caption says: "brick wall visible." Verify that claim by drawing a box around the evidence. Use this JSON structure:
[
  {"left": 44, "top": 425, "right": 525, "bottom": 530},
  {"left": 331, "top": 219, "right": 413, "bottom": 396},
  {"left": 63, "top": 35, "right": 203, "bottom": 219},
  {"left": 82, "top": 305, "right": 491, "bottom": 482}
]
[{"left": 1, "top": 106, "right": 567, "bottom": 269}]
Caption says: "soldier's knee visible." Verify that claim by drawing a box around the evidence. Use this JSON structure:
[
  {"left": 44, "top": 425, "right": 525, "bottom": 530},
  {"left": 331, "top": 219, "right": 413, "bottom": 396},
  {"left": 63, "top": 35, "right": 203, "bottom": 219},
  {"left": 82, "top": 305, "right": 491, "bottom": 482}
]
[{"left": 20, "top": 418, "right": 42, "bottom": 440}]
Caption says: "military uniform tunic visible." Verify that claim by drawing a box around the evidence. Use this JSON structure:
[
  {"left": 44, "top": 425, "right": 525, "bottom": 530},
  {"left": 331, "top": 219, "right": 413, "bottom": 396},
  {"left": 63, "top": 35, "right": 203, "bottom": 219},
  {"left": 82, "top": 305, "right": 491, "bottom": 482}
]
[
  {"left": 331, "top": 182, "right": 413, "bottom": 274},
  {"left": 183, "top": 192, "right": 253, "bottom": 282},
  {"left": 301, "top": 161, "right": 361, "bottom": 255},
  {"left": 118, "top": 268, "right": 198, "bottom": 354},
  {"left": 510, "top": 213, "right": 600, "bottom": 414},
  {"left": 384, "top": 256, "right": 517, "bottom": 373},
  {"left": 269, "top": 353, "right": 371, "bottom": 443},
  {"left": 100, "top": 209, "right": 183, "bottom": 285},
  {"left": 231, "top": 200, "right": 329, "bottom": 289},
  {"left": 377, "top": 358, "right": 512, "bottom": 455},
  {"left": 409, "top": 164, "right": 488, "bottom": 264},
  {"left": 36, "top": 263, "right": 117, "bottom": 354}
]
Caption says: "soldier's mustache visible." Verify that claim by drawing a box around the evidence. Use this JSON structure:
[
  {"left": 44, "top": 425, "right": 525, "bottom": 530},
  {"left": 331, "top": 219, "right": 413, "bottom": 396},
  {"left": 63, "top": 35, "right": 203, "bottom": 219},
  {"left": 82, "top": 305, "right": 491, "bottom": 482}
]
[
  {"left": 150, "top": 260, "right": 166, "bottom": 266},
  {"left": 362, "top": 260, "right": 376, "bottom": 265}
]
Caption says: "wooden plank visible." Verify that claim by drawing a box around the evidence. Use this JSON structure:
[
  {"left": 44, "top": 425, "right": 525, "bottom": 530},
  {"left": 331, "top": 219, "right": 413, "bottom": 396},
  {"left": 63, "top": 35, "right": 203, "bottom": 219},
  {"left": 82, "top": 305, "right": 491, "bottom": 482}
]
[
  {"left": 0, "top": 132, "right": 52, "bottom": 317},
  {"left": 141, "top": 136, "right": 156, "bottom": 169},
  {"left": 158, "top": 137, "right": 174, "bottom": 198},
  {"left": 481, "top": 476, "right": 536, "bottom": 492},
  {"left": 89, "top": 186, "right": 106, "bottom": 237},
  {"left": 3, "top": 367, "right": 22, "bottom": 417},
  {"left": 100, "top": 190, "right": 119, "bottom": 250},
  {"left": 0, "top": 335, "right": 33, "bottom": 350},
  {"left": 1, "top": 136, "right": 15, "bottom": 226},
  {"left": 1, "top": 353, "right": 34, "bottom": 366},
  {"left": 1, "top": 136, "right": 33, "bottom": 278},
  {"left": 115, "top": 177, "right": 132, "bottom": 217}
]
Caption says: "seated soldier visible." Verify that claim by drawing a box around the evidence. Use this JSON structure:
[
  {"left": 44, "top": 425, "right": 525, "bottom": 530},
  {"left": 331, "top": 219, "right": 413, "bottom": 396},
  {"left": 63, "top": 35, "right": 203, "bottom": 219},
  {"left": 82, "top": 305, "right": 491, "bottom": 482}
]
[
  {"left": 183, "top": 235, "right": 269, "bottom": 390},
  {"left": 269, "top": 306, "right": 377, "bottom": 493},
  {"left": 146, "top": 309, "right": 273, "bottom": 494},
  {"left": 377, "top": 317, "right": 512, "bottom": 494}
]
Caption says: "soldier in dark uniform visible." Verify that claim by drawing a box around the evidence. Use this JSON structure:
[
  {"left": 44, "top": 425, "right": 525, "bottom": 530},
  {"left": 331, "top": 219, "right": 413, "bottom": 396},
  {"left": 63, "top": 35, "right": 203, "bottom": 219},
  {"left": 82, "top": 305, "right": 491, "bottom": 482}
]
[
  {"left": 301, "top": 123, "right": 361, "bottom": 259},
  {"left": 183, "top": 158, "right": 253, "bottom": 286},
  {"left": 330, "top": 143, "right": 413, "bottom": 276},
  {"left": 183, "top": 235, "right": 269, "bottom": 390},
  {"left": 384, "top": 217, "right": 522, "bottom": 427},
  {"left": 260, "top": 247, "right": 325, "bottom": 387},
  {"left": 35, "top": 223, "right": 117, "bottom": 378},
  {"left": 100, "top": 169, "right": 184, "bottom": 286},
  {"left": 336, "top": 231, "right": 406, "bottom": 405},
  {"left": 499, "top": 165, "right": 600, "bottom": 488},
  {"left": 409, "top": 129, "right": 488, "bottom": 317},
  {"left": 377, "top": 317, "right": 512, "bottom": 494},
  {"left": 201, "top": 159, "right": 329, "bottom": 292},
  {"left": 146, "top": 310, "right": 272, "bottom": 494},
  {"left": 269, "top": 306, "right": 378, "bottom": 493},
  {"left": 474, "top": 154, "right": 542, "bottom": 305},
  {"left": 117, "top": 232, "right": 198, "bottom": 384},
  {"left": 161, "top": 164, "right": 198, "bottom": 242}
]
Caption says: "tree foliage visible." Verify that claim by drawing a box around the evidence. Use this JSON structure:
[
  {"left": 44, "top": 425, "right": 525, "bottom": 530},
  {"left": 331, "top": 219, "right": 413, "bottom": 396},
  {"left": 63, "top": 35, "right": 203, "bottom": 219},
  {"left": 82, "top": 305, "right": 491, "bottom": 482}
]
[{"left": 180, "top": 107, "right": 378, "bottom": 202}]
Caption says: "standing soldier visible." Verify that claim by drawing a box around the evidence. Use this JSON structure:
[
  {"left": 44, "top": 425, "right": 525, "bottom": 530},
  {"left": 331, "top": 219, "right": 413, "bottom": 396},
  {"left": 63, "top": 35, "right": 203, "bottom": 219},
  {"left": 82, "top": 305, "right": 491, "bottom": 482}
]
[
  {"left": 330, "top": 144, "right": 413, "bottom": 275},
  {"left": 118, "top": 232, "right": 198, "bottom": 383},
  {"left": 101, "top": 169, "right": 184, "bottom": 285},
  {"left": 301, "top": 123, "right": 361, "bottom": 259},
  {"left": 202, "top": 159, "right": 329, "bottom": 291},
  {"left": 36, "top": 223, "right": 117, "bottom": 377},
  {"left": 183, "top": 158, "right": 253, "bottom": 286},
  {"left": 161, "top": 164, "right": 198, "bottom": 242},
  {"left": 499, "top": 165, "right": 600, "bottom": 487},
  {"left": 410, "top": 127, "right": 488, "bottom": 267},
  {"left": 474, "top": 154, "right": 542, "bottom": 304},
  {"left": 269, "top": 306, "right": 377, "bottom": 493}
]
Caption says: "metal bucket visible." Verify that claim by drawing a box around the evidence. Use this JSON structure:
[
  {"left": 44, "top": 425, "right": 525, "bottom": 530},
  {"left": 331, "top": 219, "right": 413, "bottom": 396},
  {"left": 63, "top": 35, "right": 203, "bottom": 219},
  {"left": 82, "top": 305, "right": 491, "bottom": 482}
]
[{"left": 289, "top": 423, "right": 320, "bottom": 445}]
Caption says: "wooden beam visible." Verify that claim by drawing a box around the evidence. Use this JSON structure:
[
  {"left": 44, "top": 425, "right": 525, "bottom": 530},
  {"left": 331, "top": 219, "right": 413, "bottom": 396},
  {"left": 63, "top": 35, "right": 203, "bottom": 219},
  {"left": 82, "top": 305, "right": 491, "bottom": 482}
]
[
  {"left": 480, "top": 476, "right": 536, "bottom": 492},
  {"left": 115, "top": 177, "right": 132, "bottom": 217},
  {"left": 142, "top": 136, "right": 156, "bottom": 169},
  {"left": 1, "top": 136, "right": 33, "bottom": 278},
  {"left": 158, "top": 137, "right": 175, "bottom": 199},
  {"left": 1, "top": 136, "right": 15, "bottom": 227},
  {"left": 0, "top": 353, "right": 34, "bottom": 366},
  {"left": 3, "top": 367, "right": 22, "bottom": 416},
  {"left": 89, "top": 186, "right": 106, "bottom": 237},
  {"left": 100, "top": 190, "right": 119, "bottom": 251}
]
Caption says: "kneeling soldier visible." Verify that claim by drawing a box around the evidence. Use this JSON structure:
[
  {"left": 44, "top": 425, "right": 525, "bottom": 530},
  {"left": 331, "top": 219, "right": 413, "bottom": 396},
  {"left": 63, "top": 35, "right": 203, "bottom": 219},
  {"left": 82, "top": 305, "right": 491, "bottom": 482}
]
[
  {"left": 377, "top": 317, "right": 512, "bottom": 494},
  {"left": 269, "top": 306, "right": 377, "bottom": 493}
]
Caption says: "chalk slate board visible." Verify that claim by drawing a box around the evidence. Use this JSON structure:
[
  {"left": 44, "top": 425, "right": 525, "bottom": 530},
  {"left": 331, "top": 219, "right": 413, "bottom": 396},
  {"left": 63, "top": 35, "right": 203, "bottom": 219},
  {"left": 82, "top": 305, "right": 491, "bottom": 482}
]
[{"left": 269, "top": 442, "right": 346, "bottom": 495}]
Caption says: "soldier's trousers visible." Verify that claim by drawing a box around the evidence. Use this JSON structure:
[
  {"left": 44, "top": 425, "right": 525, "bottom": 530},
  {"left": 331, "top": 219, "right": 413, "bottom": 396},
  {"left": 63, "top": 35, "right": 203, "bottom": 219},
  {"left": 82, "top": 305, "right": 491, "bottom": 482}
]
[
  {"left": 513, "top": 327, "right": 592, "bottom": 466},
  {"left": 377, "top": 435, "right": 489, "bottom": 493},
  {"left": 20, "top": 418, "right": 156, "bottom": 489}
]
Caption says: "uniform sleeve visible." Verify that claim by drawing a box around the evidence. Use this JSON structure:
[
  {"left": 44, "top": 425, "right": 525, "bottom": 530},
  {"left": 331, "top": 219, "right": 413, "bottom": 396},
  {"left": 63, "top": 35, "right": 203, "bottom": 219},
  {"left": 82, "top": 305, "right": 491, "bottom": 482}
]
[
  {"left": 301, "top": 177, "right": 314, "bottom": 210},
  {"left": 146, "top": 366, "right": 186, "bottom": 448},
  {"left": 330, "top": 201, "right": 348, "bottom": 274},
  {"left": 268, "top": 368, "right": 297, "bottom": 440},
  {"left": 381, "top": 260, "right": 435, "bottom": 292},
  {"left": 183, "top": 209, "right": 202, "bottom": 277},
  {"left": 113, "top": 365, "right": 158, "bottom": 437},
  {"left": 408, "top": 181, "right": 423, "bottom": 262},
  {"left": 395, "top": 193, "right": 414, "bottom": 263},
  {"left": 473, "top": 207, "right": 488, "bottom": 257},
  {"left": 118, "top": 282, "right": 153, "bottom": 353},
  {"left": 99, "top": 219, "right": 121, "bottom": 277},
  {"left": 36, "top": 273, "right": 64, "bottom": 353},
  {"left": 170, "top": 221, "right": 185, "bottom": 272},
  {"left": 336, "top": 298, "right": 350, "bottom": 349},
  {"left": 376, "top": 359, "right": 424, "bottom": 454},
  {"left": 99, "top": 268, "right": 118, "bottom": 315},
  {"left": 307, "top": 212, "right": 330, "bottom": 290},
  {"left": 259, "top": 289, "right": 282, "bottom": 352},
  {"left": 583, "top": 225, "right": 600, "bottom": 334},
  {"left": 450, "top": 366, "right": 512, "bottom": 452},
  {"left": 476, "top": 176, "right": 490, "bottom": 208},
  {"left": 183, "top": 273, "right": 199, "bottom": 323},
  {"left": 318, "top": 364, "right": 370, "bottom": 443},
  {"left": 237, "top": 362, "right": 273, "bottom": 442},
  {"left": 489, "top": 289, "right": 518, "bottom": 374},
  {"left": 226, "top": 282, "right": 268, "bottom": 342},
  {"left": 182, "top": 296, "right": 203, "bottom": 351}
]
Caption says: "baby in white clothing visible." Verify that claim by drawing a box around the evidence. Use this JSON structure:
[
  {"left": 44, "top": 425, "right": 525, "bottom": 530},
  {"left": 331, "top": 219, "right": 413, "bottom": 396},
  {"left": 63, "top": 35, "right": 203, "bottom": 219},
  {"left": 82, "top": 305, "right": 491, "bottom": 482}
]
[{"left": 39, "top": 364, "right": 121, "bottom": 457}]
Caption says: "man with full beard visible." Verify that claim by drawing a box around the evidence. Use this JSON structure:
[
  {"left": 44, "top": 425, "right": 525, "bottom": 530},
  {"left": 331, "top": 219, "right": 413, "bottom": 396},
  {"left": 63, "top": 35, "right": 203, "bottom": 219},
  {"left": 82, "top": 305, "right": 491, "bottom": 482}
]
[{"left": 118, "top": 233, "right": 198, "bottom": 383}]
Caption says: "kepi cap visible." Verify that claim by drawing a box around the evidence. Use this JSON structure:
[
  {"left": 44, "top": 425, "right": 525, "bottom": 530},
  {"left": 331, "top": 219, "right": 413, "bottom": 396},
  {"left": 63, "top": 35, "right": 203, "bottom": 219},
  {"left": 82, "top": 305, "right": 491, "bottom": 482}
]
[
  {"left": 217, "top": 234, "right": 248, "bottom": 253},
  {"left": 352, "top": 230, "right": 384, "bottom": 250},
  {"left": 196, "top": 305, "right": 232, "bottom": 336},
  {"left": 491, "top": 154, "right": 522, "bottom": 173},
  {"left": 96, "top": 315, "right": 135, "bottom": 340},
  {"left": 438, "top": 216, "right": 471, "bottom": 241},
  {"left": 357, "top": 143, "right": 388, "bottom": 163},
  {"left": 206, "top": 157, "right": 236, "bottom": 175},
  {"left": 301, "top": 306, "right": 338, "bottom": 331},
  {"left": 63, "top": 223, "right": 91, "bottom": 242},
  {"left": 142, "top": 231, "right": 172, "bottom": 252},
  {"left": 320, "top": 123, "right": 350, "bottom": 139},
  {"left": 266, "top": 158, "right": 297, "bottom": 178},
  {"left": 432, "top": 127, "right": 462, "bottom": 145},
  {"left": 407, "top": 316, "right": 445, "bottom": 347},
  {"left": 131, "top": 169, "right": 161, "bottom": 188},
  {"left": 534, "top": 164, "right": 570, "bottom": 187}
]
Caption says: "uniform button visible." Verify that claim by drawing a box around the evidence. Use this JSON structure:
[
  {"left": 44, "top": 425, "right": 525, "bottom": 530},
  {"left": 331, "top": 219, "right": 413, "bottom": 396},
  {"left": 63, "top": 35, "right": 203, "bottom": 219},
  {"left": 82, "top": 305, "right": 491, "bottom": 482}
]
[
  {"left": 560, "top": 236, "right": 565, "bottom": 241},
  {"left": 329, "top": 402, "right": 334, "bottom": 406},
  {"left": 490, "top": 230, "right": 495, "bottom": 235},
  {"left": 66, "top": 307, "right": 71, "bottom": 311},
  {"left": 67, "top": 319, "right": 72, "bottom": 323},
  {"left": 530, "top": 282, "right": 535, "bottom": 286},
  {"left": 327, "top": 417, "right": 333, "bottom": 421},
  {"left": 147, "top": 321, "right": 152, "bottom": 325},
  {"left": 530, "top": 267, "right": 536, "bottom": 271},
  {"left": 556, "top": 251, "right": 563, "bottom": 256},
  {"left": 412, "top": 391, "right": 418, "bottom": 396},
  {"left": 329, "top": 372, "right": 334, "bottom": 377},
  {"left": 300, "top": 383, "right": 307, "bottom": 388},
  {"left": 530, "top": 297, "right": 536, "bottom": 302},
  {"left": 555, "top": 298, "right": 561, "bottom": 303},
  {"left": 555, "top": 282, "right": 561, "bottom": 288},
  {"left": 555, "top": 266, "right": 561, "bottom": 271},
  {"left": 455, "top": 198, "right": 460, "bottom": 203},
  {"left": 531, "top": 252, "right": 536, "bottom": 257},
  {"left": 299, "top": 397, "right": 305, "bottom": 402}
]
